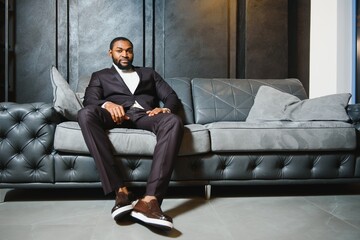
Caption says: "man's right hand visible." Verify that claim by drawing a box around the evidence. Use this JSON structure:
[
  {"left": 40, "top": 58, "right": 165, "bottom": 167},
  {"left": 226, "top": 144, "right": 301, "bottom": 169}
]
[{"left": 104, "top": 102, "right": 130, "bottom": 124}]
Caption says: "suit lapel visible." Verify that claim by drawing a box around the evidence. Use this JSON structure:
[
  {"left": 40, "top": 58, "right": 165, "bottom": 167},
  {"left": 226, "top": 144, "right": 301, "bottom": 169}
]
[
  {"left": 110, "top": 66, "right": 132, "bottom": 94},
  {"left": 134, "top": 67, "right": 142, "bottom": 80},
  {"left": 133, "top": 67, "right": 143, "bottom": 94}
]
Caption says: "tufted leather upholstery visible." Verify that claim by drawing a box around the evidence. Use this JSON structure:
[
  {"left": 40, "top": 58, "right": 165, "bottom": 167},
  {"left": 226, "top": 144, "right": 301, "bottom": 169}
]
[
  {"left": 0, "top": 102, "right": 61, "bottom": 183},
  {"left": 202, "top": 153, "right": 357, "bottom": 179}
]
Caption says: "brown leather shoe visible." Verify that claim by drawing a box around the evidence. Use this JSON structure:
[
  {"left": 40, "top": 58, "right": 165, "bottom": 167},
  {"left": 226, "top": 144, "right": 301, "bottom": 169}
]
[
  {"left": 111, "top": 191, "right": 136, "bottom": 221},
  {"left": 131, "top": 199, "right": 173, "bottom": 231}
]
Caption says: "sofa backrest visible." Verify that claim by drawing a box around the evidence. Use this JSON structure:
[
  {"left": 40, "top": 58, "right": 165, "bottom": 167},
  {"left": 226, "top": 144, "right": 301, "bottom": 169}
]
[
  {"left": 164, "top": 77, "right": 194, "bottom": 124},
  {"left": 191, "top": 78, "right": 308, "bottom": 124}
]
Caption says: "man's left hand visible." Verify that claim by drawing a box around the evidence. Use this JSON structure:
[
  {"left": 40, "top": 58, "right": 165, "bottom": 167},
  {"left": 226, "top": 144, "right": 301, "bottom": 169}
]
[{"left": 146, "top": 108, "right": 171, "bottom": 116}]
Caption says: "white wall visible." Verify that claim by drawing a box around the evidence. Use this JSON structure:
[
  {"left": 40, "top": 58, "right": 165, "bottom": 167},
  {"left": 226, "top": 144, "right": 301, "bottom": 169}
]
[{"left": 309, "top": 0, "right": 355, "bottom": 102}]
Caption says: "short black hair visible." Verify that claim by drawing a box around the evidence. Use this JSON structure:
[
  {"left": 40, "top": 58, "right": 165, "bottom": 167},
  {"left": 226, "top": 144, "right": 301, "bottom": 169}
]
[{"left": 109, "top": 37, "right": 133, "bottom": 50}]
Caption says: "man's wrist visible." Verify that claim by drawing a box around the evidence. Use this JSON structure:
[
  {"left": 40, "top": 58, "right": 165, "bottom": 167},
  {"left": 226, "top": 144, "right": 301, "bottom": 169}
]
[
  {"left": 162, "top": 108, "right": 171, "bottom": 113},
  {"left": 102, "top": 101, "right": 110, "bottom": 109}
]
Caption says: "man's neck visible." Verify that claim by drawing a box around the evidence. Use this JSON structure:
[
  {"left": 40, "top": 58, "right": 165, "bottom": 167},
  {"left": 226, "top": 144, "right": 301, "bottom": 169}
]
[{"left": 113, "top": 63, "right": 134, "bottom": 73}]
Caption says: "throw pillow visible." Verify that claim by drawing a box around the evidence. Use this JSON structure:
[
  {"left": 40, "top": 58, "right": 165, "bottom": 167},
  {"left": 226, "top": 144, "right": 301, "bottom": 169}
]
[
  {"left": 246, "top": 85, "right": 351, "bottom": 122},
  {"left": 50, "top": 66, "right": 83, "bottom": 121},
  {"left": 246, "top": 86, "right": 300, "bottom": 122},
  {"left": 285, "top": 93, "right": 351, "bottom": 121}
]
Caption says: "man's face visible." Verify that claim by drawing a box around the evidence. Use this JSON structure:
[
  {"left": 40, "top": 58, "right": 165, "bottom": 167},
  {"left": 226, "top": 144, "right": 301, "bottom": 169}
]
[{"left": 109, "top": 40, "right": 134, "bottom": 70}]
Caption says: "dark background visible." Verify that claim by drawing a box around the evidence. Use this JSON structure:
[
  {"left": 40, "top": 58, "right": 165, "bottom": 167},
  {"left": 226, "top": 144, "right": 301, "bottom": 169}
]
[{"left": 1, "top": 0, "right": 310, "bottom": 103}]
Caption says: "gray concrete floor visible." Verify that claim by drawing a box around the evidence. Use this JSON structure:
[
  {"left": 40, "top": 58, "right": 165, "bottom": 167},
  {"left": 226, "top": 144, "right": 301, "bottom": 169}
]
[{"left": 0, "top": 184, "right": 360, "bottom": 240}]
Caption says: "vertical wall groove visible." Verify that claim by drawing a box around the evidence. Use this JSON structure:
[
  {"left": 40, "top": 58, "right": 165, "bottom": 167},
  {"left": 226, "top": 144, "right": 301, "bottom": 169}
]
[
  {"left": 227, "top": 0, "right": 230, "bottom": 78},
  {"left": 55, "top": 0, "right": 58, "bottom": 68},
  {"left": 162, "top": 0, "right": 166, "bottom": 77},
  {"left": 152, "top": 0, "right": 155, "bottom": 69},
  {"left": 142, "top": 0, "right": 146, "bottom": 66},
  {"left": 66, "top": 0, "right": 70, "bottom": 83},
  {"left": 4, "top": 0, "right": 9, "bottom": 101},
  {"left": 236, "top": 0, "right": 246, "bottom": 78}
]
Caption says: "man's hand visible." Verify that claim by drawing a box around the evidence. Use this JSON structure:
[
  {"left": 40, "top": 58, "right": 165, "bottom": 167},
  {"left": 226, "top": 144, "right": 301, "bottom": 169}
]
[
  {"left": 104, "top": 102, "right": 130, "bottom": 124},
  {"left": 146, "top": 108, "right": 171, "bottom": 116}
]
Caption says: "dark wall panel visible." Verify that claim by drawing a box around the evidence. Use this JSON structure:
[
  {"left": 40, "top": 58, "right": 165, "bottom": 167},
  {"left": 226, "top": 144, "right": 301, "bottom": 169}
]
[
  {"left": 161, "top": 0, "right": 232, "bottom": 78},
  {"left": 245, "top": 0, "right": 288, "bottom": 78},
  {"left": 288, "top": 0, "right": 310, "bottom": 94},
  {"left": 15, "top": 0, "right": 56, "bottom": 103},
  {"left": 0, "top": 2, "right": 5, "bottom": 101},
  {"left": 356, "top": 0, "right": 360, "bottom": 103}
]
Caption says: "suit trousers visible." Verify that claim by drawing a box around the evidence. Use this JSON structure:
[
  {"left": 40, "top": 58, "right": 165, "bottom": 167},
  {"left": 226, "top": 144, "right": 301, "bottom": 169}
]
[{"left": 77, "top": 105, "right": 184, "bottom": 201}]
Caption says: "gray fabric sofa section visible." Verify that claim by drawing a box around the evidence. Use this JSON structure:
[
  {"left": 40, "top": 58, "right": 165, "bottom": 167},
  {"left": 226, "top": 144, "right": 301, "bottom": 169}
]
[
  {"left": 54, "top": 77, "right": 356, "bottom": 155},
  {"left": 54, "top": 122, "right": 210, "bottom": 156},
  {"left": 190, "top": 78, "right": 356, "bottom": 152},
  {"left": 206, "top": 121, "right": 357, "bottom": 152}
]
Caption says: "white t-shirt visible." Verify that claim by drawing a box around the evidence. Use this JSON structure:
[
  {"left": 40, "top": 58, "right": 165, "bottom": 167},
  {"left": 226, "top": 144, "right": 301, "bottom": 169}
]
[{"left": 112, "top": 64, "right": 144, "bottom": 109}]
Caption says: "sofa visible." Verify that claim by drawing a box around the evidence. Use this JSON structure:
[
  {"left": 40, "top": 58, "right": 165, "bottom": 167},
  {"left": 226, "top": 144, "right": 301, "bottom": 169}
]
[{"left": 1, "top": 75, "right": 360, "bottom": 199}]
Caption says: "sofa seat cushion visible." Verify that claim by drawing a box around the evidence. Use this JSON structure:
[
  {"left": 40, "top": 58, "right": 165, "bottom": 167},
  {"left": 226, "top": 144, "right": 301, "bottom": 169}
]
[
  {"left": 54, "top": 122, "right": 210, "bottom": 156},
  {"left": 206, "top": 121, "right": 356, "bottom": 152}
]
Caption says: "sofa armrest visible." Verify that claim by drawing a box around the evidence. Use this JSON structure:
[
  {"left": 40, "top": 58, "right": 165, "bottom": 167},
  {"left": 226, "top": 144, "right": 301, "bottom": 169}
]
[
  {"left": 347, "top": 103, "right": 360, "bottom": 130},
  {"left": 0, "top": 102, "right": 62, "bottom": 183}
]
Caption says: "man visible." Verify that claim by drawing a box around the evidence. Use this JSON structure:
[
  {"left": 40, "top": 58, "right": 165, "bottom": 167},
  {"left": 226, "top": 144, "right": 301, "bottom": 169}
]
[{"left": 77, "top": 37, "right": 184, "bottom": 231}]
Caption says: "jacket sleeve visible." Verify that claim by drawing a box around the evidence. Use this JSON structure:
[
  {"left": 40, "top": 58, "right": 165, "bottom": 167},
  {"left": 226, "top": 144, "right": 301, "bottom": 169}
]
[
  {"left": 153, "top": 71, "right": 180, "bottom": 113},
  {"left": 83, "top": 72, "right": 107, "bottom": 107}
]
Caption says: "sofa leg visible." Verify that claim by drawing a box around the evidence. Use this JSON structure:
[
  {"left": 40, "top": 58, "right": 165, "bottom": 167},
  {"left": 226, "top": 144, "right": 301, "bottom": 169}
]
[
  {"left": 205, "top": 184, "right": 211, "bottom": 200},
  {"left": 0, "top": 189, "right": 11, "bottom": 203}
]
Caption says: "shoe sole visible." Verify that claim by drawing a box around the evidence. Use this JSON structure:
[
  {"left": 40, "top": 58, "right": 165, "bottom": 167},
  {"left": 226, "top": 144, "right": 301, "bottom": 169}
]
[
  {"left": 130, "top": 211, "right": 173, "bottom": 231},
  {"left": 111, "top": 204, "right": 133, "bottom": 221}
]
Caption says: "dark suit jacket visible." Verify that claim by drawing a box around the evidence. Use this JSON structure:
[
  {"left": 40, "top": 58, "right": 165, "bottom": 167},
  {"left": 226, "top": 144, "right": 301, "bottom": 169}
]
[{"left": 83, "top": 66, "right": 180, "bottom": 113}]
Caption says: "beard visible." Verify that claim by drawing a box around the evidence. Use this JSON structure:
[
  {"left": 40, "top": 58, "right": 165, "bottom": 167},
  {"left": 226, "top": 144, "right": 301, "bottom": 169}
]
[{"left": 113, "top": 57, "right": 133, "bottom": 70}]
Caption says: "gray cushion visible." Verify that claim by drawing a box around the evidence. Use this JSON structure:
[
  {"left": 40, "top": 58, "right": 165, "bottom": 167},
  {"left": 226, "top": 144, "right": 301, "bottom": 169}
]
[
  {"left": 246, "top": 86, "right": 299, "bottom": 122},
  {"left": 50, "top": 66, "right": 83, "bottom": 121},
  {"left": 286, "top": 93, "right": 351, "bottom": 121},
  {"left": 246, "top": 86, "right": 351, "bottom": 122},
  {"left": 54, "top": 122, "right": 210, "bottom": 156},
  {"left": 206, "top": 121, "right": 357, "bottom": 152}
]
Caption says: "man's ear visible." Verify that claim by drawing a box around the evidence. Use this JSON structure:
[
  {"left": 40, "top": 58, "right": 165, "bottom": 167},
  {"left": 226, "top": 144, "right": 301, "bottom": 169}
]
[{"left": 108, "top": 49, "right": 112, "bottom": 57}]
